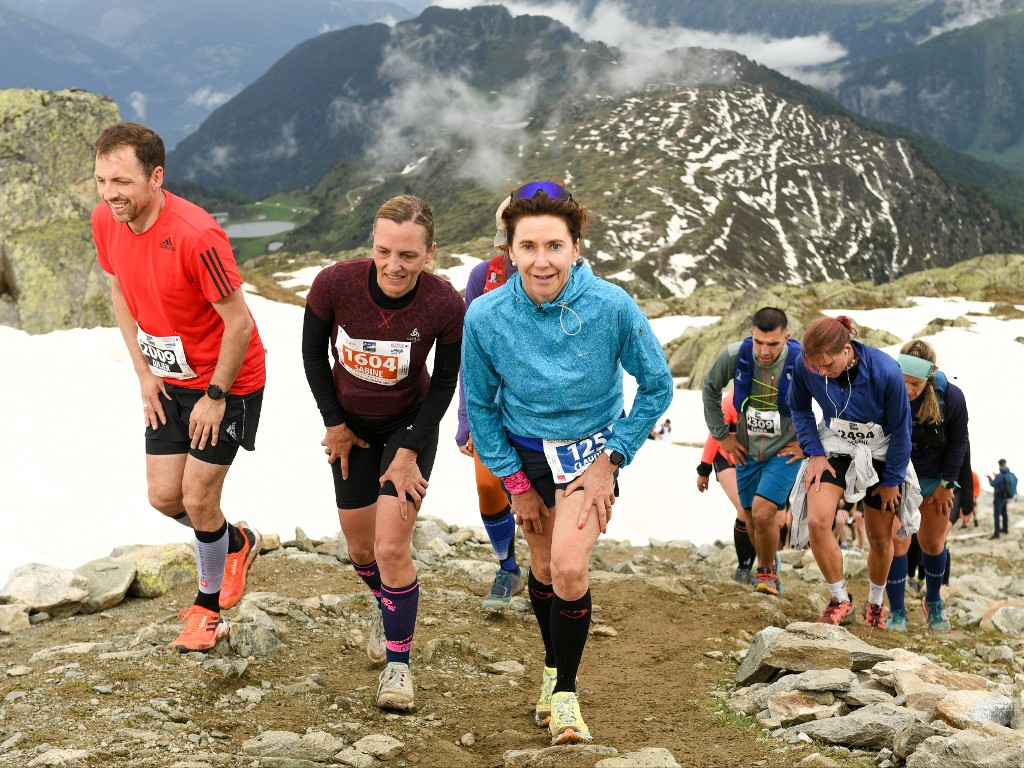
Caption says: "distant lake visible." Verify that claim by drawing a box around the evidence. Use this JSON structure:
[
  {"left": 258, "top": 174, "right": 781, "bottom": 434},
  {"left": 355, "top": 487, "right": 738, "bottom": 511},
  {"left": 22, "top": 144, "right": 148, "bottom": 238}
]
[{"left": 224, "top": 220, "right": 295, "bottom": 238}]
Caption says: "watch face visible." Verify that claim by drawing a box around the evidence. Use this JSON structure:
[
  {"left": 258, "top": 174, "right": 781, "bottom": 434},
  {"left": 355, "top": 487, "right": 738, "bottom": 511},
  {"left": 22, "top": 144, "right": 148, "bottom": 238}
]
[
  {"left": 610, "top": 450, "right": 625, "bottom": 466},
  {"left": 207, "top": 384, "right": 225, "bottom": 400}
]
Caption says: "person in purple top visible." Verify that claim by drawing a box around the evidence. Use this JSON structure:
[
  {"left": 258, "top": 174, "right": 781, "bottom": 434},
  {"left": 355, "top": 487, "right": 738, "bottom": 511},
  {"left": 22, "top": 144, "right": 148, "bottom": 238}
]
[{"left": 455, "top": 198, "right": 524, "bottom": 612}]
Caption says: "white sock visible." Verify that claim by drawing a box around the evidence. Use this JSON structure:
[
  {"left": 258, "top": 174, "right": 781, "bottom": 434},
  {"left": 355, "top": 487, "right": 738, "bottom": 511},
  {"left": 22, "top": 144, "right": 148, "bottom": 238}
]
[
  {"left": 827, "top": 580, "right": 850, "bottom": 603},
  {"left": 867, "top": 581, "right": 885, "bottom": 606}
]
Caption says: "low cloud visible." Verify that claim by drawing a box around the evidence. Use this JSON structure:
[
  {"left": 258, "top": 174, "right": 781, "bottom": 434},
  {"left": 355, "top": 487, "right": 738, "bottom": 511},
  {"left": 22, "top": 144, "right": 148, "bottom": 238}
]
[
  {"left": 187, "top": 86, "right": 240, "bottom": 110},
  {"left": 129, "top": 91, "right": 147, "bottom": 120},
  {"left": 923, "top": 0, "right": 1011, "bottom": 40},
  {"left": 366, "top": 46, "right": 541, "bottom": 187},
  {"left": 435, "top": 0, "right": 847, "bottom": 83}
]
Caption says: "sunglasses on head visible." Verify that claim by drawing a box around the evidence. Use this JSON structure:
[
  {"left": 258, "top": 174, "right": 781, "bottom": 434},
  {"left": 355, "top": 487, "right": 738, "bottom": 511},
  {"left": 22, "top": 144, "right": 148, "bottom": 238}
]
[{"left": 510, "top": 181, "right": 573, "bottom": 203}]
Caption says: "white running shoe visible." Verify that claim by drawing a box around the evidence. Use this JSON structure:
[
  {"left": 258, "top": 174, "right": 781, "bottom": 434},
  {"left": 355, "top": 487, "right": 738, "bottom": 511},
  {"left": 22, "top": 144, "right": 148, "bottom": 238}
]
[
  {"left": 376, "top": 661, "right": 415, "bottom": 711},
  {"left": 548, "top": 690, "right": 593, "bottom": 745}
]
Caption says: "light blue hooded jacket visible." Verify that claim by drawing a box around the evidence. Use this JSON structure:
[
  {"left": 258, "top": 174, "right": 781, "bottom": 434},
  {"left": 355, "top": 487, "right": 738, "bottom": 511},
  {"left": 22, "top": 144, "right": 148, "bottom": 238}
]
[{"left": 462, "top": 262, "right": 673, "bottom": 478}]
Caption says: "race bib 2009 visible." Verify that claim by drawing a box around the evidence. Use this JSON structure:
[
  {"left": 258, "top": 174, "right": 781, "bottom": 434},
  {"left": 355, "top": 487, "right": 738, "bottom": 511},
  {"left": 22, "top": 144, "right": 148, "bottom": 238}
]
[
  {"left": 542, "top": 425, "right": 614, "bottom": 483},
  {"left": 137, "top": 328, "right": 197, "bottom": 380},
  {"left": 338, "top": 327, "right": 411, "bottom": 386}
]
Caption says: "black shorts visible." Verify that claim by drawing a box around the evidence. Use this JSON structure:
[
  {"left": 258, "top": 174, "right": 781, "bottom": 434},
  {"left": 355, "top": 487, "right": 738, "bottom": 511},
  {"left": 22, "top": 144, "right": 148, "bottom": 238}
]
[
  {"left": 818, "top": 454, "right": 888, "bottom": 509},
  {"left": 146, "top": 385, "right": 263, "bottom": 466},
  {"left": 507, "top": 442, "right": 619, "bottom": 509},
  {"left": 331, "top": 409, "right": 439, "bottom": 510},
  {"left": 712, "top": 453, "right": 733, "bottom": 477}
]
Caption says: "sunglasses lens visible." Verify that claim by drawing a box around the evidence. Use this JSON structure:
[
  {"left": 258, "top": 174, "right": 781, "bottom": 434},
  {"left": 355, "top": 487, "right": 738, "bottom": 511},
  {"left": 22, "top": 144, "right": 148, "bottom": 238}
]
[{"left": 510, "top": 181, "right": 573, "bottom": 202}]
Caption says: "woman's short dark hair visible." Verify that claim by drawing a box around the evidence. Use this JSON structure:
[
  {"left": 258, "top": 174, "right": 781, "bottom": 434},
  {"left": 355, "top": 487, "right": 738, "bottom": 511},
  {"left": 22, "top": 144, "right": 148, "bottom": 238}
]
[
  {"left": 502, "top": 191, "right": 590, "bottom": 246},
  {"left": 94, "top": 122, "right": 165, "bottom": 179}
]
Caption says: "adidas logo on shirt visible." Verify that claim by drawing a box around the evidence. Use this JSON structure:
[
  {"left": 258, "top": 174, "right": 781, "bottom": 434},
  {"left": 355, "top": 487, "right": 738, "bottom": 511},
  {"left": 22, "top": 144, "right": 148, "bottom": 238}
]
[{"left": 159, "top": 237, "right": 175, "bottom": 251}]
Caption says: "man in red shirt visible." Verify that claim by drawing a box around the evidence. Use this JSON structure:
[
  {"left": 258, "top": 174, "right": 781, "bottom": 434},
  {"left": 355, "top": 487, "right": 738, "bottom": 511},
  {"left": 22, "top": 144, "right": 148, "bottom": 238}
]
[{"left": 92, "top": 122, "right": 266, "bottom": 652}]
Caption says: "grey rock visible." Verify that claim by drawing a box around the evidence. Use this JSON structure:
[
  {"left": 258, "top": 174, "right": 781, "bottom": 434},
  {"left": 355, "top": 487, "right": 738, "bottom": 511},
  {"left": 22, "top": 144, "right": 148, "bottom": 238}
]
[
  {"left": 595, "top": 747, "right": 681, "bottom": 766},
  {"left": 934, "top": 690, "right": 1014, "bottom": 728},
  {"left": 334, "top": 748, "right": 380, "bottom": 768},
  {"left": 413, "top": 517, "right": 451, "bottom": 550},
  {"left": 504, "top": 744, "right": 619, "bottom": 767},
  {"left": 0, "top": 604, "right": 30, "bottom": 634},
  {"left": 229, "top": 622, "right": 283, "bottom": 657},
  {"left": 27, "top": 749, "right": 93, "bottom": 766},
  {"left": 992, "top": 606, "right": 1024, "bottom": 636},
  {"left": 351, "top": 734, "right": 404, "bottom": 759},
  {"left": 793, "top": 668, "right": 857, "bottom": 692},
  {"left": 0, "top": 563, "right": 89, "bottom": 618},
  {"left": 794, "top": 754, "right": 842, "bottom": 768},
  {"left": 786, "top": 703, "right": 923, "bottom": 750},
  {"left": 28, "top": 642, "right": 112, "bottom": 663},
  {"left": 906, "top": 722, "right": 1024, "bottom": 768},
  {"left": 241, "top": 730, "right": 302, "bottom": 756},
  {"left": 75, "top": 557, "right": 136, "bottom": 613},
  {"left": 892, "top": 722, "right": 956, "bottom": 761},
  {"left": 202, "top": 658, "right": 249, "bottom": 678},
  {"left": 485, "top": 660, "right": 525, "bottom": 676},
  {"left": 0, "top": 89, "right": 119, "bottom": 333},
  {"left": 294, "top": 527, "right": 316, "bottom": 553},
  {"left": 111, "top": 543, "right": 197, "bottom": 599}
]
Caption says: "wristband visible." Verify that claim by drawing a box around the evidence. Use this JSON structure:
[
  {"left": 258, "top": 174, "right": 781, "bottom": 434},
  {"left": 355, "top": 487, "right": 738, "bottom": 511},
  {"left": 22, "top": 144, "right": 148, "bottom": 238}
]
[
  {"left": 696, "top": 462, "right": 713, "bottom": 478},
  {"left": 502, "top": 470, "right": 532, "bottom": 495}
]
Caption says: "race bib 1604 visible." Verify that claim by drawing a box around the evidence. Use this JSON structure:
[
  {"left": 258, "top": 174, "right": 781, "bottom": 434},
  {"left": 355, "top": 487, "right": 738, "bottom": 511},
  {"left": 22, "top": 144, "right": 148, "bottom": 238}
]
[{"left": 337, "top": 327, "right": 411, "bottom": 386}]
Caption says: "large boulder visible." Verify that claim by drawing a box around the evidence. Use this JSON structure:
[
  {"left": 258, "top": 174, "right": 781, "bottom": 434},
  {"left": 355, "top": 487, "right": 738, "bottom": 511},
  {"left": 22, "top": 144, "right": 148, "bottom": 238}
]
[{"left": 0, "top": 88, "right": 119, "bottom": 332}]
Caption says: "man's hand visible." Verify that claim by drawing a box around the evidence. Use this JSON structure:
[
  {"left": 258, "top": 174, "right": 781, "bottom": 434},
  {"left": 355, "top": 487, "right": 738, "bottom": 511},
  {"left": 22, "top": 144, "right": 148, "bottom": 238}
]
[
  {"left": 718, "top": 433, "right": 748, "bottom": 466},
  {"left": 139, "top": 372, "right": 170, "bottom": 430},
  {"left": 322, "top": 423, "right": 369, "bottom": 479},
  {"left": 697, "top": 475, "right": 710, "bottom": 493},
  {"left": 188, "top": 395, "right": 226, "bottom": 450},
  {"left": 380, "top": 447, "right": 428, "bottom": 520},
  {"left": 779, "top": 440, "right": 806, "bottom": 465}
]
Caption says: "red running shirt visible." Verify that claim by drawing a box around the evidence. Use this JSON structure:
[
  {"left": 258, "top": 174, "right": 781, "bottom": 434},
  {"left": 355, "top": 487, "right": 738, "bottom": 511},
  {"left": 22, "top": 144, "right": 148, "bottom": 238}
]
[
  {"left": 305, "top": 258, "right": 465, "bottom": 419},
  {"left": 92, "top": 191, "right": 266, "bottom": 394}
]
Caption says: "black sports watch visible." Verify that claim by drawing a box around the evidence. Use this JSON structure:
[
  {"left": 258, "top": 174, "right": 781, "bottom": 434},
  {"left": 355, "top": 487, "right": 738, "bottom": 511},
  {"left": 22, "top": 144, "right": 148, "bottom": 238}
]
[
  {"left": 605, "top": 449, "right": 625, "bottom": 467},
  {"left": 206, "top": 384, "right": 227, "bottom": 401},
  {"left": 940, "top": 479, "right": 955, "bottom": 489}
]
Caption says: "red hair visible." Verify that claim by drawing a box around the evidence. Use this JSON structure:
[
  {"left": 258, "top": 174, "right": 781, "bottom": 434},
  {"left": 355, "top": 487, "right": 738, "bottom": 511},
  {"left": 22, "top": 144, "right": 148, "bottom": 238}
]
[{"left": 802, "top": 316, "right": 857, "bottom": 359}]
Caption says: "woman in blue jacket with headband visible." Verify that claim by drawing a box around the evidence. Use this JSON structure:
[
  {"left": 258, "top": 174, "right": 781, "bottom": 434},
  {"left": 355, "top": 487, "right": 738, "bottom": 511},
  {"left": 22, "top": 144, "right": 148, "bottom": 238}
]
[
  {"left": 788, "top": 315, "right": 915, "bottom": 630},
  {"left": 462, "top": 181, "right": 673, "bottom": 747}
]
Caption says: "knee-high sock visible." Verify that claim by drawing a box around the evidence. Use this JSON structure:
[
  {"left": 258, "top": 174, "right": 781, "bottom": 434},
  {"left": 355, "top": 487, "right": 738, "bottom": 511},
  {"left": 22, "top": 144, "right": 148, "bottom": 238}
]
[
  {"left": 550, "top": 590, "right": 592, "bottom": 694},
  {"left": 482, "top": 506, "right": 517, "bottom": 572},
  {"left": 942, "top": 545, "right": 951, "bottom": 586},
  {"left": 380, "top": 580, "right": 419, "bottom": 665},
  {"left": 351, "top": 559, "right": 383, "bottom": 607},
  {"left": 733, "top": 519, "right": 756, "bottom": 571},
  {"left": 173, "top": 511, "right": 194, "bottom": 529},
  {"left": 528, "top": 570, "right": 556, "bottom": 668},
  {"left": 922, "top": 549, "right": 948, "bottom": 604},
  {"left": 193, "top": 522, "right": 228, "bottom": 611},
  {"left": 886, "top": 554, "right": 908, "bottom": 612},
  {"left": 907, "top": 534, "right": 923, "bottom": 580}
]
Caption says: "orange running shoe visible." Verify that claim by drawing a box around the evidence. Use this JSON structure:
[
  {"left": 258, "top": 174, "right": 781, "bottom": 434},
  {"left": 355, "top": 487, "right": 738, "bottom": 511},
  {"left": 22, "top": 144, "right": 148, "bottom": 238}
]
[
  {"left": 864, "top": 602, "right": 887, "bottom": 629},
  {"left": 171, "top": 606, "right": 229, "bottom": 652},
  {"left": 817, "top": 598, "right": 855, "bottom": 625},
  {"left": 220, "top": 526, "right": 262, "bottom": 610},
  {"left": 753, "top": 570, "right": 779, "bottom": 596}
]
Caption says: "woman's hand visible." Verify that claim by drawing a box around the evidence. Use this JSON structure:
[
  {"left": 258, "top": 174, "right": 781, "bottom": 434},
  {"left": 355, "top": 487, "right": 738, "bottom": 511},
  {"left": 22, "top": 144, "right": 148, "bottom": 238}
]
[
  {"left": 379, "top": 448, "right": 428, "bottom": 520},
  {"left": 930, "top": 484, "right": 955, "bottom": 517},
  {"left": 322, "top": 423, "right": 369, "bottom": 479},
  {"left": 511, "top": 488, "right": 551, "bottom": 535},
  {"left": 804, "top": 455, "right": 836, "bottom": 491},
  {"left": 458, "top": 434, "right": 475, "bottom": 458},
  {"left": 564, "top": 454, "right": 617, "bottom": 534},
  {"left": 877, "top": 484, "right": 901, "bottom": 514}
]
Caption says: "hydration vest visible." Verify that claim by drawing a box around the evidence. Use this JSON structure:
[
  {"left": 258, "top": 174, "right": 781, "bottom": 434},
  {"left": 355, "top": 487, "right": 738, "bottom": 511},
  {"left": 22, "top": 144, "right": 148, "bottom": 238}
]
[
  {"left": 483, "top": 254, "right": 508, "bottom": 294},
  {"left": 732, "top": 337, "right": 801, "bottom": 416}
]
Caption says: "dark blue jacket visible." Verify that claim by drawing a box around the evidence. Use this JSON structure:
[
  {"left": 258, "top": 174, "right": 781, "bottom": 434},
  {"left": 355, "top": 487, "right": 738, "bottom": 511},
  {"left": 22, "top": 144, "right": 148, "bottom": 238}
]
[
  {"left": 788, "top": 340, "right": 912, "bottom": 487},
  {"left": 909, "top": 375, "right": 968, "bottom": 483}
]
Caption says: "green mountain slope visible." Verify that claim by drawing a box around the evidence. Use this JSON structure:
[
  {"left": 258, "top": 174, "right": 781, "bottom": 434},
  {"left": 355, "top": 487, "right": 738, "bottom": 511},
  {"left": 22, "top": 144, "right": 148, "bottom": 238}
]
[{"left": 835, "top": 10, "right": 1024, "bottom": 173}]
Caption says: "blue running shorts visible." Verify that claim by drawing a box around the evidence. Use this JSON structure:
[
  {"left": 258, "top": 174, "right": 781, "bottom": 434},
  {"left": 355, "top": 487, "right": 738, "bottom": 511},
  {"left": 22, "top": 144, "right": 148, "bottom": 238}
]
[{"left": 736, "top": 453, "right": 801, "bottom": 510}]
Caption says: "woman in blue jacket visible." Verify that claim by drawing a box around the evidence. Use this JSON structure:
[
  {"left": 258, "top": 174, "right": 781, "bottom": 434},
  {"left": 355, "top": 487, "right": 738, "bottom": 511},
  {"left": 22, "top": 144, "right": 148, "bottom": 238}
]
[
  {"left": 789, "top": 315, "right": 913, "bottom": 629},
  {"left": 886, "top": 339, "right": 968, "bottom": 632},
  {"left": 462, "top": 181, "right": 673, "bottom": 747}
]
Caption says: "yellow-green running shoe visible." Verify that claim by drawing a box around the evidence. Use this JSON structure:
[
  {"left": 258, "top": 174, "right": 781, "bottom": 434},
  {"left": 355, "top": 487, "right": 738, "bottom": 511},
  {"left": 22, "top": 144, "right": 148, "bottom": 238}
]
[
  {"left": 534, "top": 666, "right": 557, "bottom": 726},
  {"left": 549, "top": 690, "right": 593, "bottom": 745}
]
